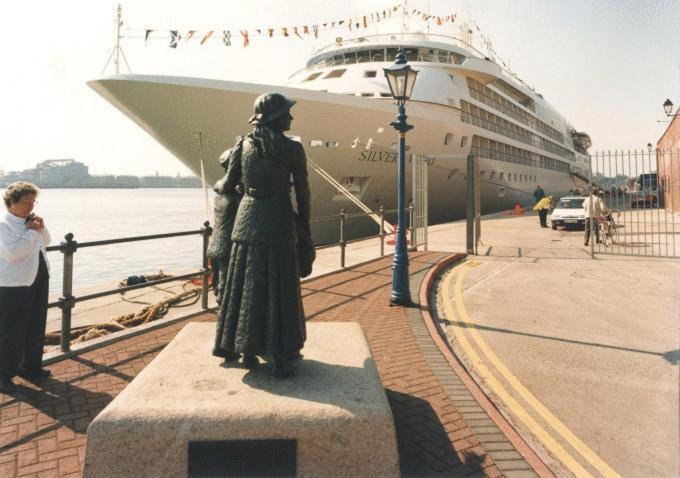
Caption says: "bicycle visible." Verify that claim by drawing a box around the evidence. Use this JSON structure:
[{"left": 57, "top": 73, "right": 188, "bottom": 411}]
[{"left": 598, "top": 212, "right": 619, "bottom": 246}]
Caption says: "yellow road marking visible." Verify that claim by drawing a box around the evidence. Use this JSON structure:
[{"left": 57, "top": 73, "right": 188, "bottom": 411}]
[
  {"left": 442, "top": 268, "right": 593, "bottom": 477},
  {"left": 446, "top": 263, "right": 622, "bottom": 477}
]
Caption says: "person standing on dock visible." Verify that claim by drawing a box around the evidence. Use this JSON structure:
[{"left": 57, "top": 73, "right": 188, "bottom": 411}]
[
  {"left": 533, "top": 196, "right": 553, "bottom": 228},
  {"left": 584, "top": 188, "right": 608, "bottom": 246},
  {"left": 0, "top": 182, "right": 51, "bottom": 393},
  {"left": 213, "top": 93, "right": 314, "bottom": 378},
  {"left": 533, "top": 185, "right": 546, "bottom": 204}
]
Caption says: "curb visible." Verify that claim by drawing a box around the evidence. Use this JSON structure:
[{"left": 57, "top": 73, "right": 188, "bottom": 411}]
[{"left": 418, "top": 253, "right": 555, "bottom": 478}]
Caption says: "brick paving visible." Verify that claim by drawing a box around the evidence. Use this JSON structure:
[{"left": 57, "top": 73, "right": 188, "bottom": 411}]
[{"left": 0, "top": 252, "right": 534, "bottom": 477}]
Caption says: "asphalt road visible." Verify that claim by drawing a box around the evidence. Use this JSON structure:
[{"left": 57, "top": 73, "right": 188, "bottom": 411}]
[{"left": 433, "top": 215, "right": 679, "bottom": 477}]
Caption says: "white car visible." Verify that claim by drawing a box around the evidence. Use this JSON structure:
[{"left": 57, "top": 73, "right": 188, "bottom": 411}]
[{"left": 550, "top": 196, "right": 586, "bottom": 230}]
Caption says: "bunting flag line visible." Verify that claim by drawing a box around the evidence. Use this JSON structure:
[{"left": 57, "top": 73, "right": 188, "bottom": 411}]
[{"left": 134, "top": 3, "right": 466, "bottom": 49}]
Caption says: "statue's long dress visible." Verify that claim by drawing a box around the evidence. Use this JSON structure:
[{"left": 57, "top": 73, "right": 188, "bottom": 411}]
[{"left": 214, "top": 132, "right": 311, "bottom": 358}]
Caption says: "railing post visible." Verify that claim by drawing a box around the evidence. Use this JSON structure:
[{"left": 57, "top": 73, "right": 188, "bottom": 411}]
[
  {"left": 339, "top": 209, "right": 347, "bottom": 268},
  {"left": 59, "top": 233, "right": 77, "bottom": 353},
  {"left": 201, "top": 221, "right": 212, "bottom": 309},
  {"left": 408, "top": 201, "right": 416, "bottom": 252},
  {"left": 379, "top": 205, "right": 385, "bottom": 257}
]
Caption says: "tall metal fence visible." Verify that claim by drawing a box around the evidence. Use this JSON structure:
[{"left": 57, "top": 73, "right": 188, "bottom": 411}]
[
  {"left": 411, "top": 153, "right": 429, "bottom": 251},
  {"left": 588, "top": 149, "right": 679, "bottom": 258}
]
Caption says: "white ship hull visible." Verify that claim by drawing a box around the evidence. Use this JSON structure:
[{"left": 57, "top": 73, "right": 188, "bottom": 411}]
[{"left": 89, "top": 75, "right": 573, "bottom": 244}]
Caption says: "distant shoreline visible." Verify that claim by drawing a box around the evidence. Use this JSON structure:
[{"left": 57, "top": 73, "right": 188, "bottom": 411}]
[{"left": 32, "top": 185, "right": 202, "bottom": 189}]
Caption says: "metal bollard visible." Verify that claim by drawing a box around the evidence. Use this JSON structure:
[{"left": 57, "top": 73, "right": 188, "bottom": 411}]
[
  {"left": 201, "top": 221, "right": 212, "bottom": 310},
  {"left": 339, "top": 209, "right": 347, "bottom": 268},
  {"left": 379, "top": 205, "right": 385, "bottom": 257},
  {"left": 59, "top": 233, "right": 77, "bottom": 353}
]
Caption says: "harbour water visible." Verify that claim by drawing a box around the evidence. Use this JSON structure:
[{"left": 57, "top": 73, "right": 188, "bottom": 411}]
[{"left": 35, "top": 188, "right": 214, "bottom": 296}]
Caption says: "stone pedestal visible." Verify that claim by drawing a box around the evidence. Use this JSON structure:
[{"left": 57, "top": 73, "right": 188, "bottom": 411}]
[{"left": 83, "top": 322, "right": 399, "bottom": 477}]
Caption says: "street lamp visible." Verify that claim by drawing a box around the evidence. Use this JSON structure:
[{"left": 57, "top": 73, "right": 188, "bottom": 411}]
[
  {"left": 663, "top": 98, "right": 678, "bottom": 117},
  {"left": 384, "top": 48, "right": 418, "bottom": 306}
]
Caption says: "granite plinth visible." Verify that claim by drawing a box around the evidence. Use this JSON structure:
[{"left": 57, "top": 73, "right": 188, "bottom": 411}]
[{"left": 83, "top": 322, "right": 399, "bottom": 477}]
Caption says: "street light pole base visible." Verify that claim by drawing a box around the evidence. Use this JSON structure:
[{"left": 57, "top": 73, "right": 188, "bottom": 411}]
[{"left": 389, "top": 296, "right": 413, "bottom": 307}]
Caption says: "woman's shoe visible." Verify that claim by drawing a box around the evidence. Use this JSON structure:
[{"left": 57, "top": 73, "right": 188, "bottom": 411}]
[
  {"left": 243, "top": 354, "right": 259, "bottom": 370},
  {"left": 18, "top": 368, "right": 51, "bottom": 379}
]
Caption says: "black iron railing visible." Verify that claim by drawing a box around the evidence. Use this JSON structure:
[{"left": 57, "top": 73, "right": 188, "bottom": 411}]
[
  {"left": 46, "top": 206, "right": 417, "bottom": 355},
  {"left": 46, "top": 222, "right": 212, "bottom": 353}
]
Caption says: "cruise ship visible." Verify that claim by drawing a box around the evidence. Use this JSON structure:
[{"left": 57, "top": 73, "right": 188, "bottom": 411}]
[{"left": 88, "top": 18, "right": 592, "bottom": 244}]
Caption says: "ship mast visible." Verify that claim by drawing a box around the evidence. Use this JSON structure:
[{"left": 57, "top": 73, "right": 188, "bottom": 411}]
[{"left": 101, "top": 4, "right": 131, "bottom": 75}]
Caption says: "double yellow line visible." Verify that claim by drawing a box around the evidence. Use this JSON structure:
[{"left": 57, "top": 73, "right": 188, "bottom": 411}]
[{"left": 442, "top": 262, "right": 621, "bottom": 478}]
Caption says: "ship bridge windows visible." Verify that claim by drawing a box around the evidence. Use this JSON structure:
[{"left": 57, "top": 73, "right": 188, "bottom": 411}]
[
  {"left": 364, "top": 70, "right": 377, "bottom": 78},
  {"left": 307, "top": 46, "right": 465, "bottom": 69},
  {"left": 357, "top": 50, "right": 372, "bottom": 63},
  {"left": 324, "top": 68, "right": 347, "bottom": 79}
]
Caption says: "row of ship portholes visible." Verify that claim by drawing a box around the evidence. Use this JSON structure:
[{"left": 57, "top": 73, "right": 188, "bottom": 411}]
[
  {"left": 448, "top": 170, "right": 538, "bottom": 184},
  {"left": 488, "top": 172, "right": 537, "bottom": 183}
]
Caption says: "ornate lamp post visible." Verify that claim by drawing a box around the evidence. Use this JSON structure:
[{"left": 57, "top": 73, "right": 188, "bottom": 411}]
[{"left": 383, "top": 49, "right": 418, "bottom": 306}]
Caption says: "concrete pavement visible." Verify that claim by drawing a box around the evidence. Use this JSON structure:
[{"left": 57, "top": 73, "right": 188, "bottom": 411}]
[{"left": 431, "top": 213, "right": 679, "bottom": 477}]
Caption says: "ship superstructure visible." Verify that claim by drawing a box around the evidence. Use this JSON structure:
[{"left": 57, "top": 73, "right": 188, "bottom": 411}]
[{"left": 89, "top": 16, "right": 590, "bottom": 244}]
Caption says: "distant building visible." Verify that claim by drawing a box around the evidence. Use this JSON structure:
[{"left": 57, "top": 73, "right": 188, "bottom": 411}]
[
  {"left": 37, "top": 159, "right": 89, "bottom": 187},
  {"left": 657, "top": 106, "right": 680, "bottom": 212},
  {"left": 0, "top": 159, "right": 200, "bottom": 189}
]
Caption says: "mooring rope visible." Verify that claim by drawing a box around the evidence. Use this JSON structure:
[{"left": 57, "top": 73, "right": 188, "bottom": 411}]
[{"left": 44, "top": 281, "right": 203, "bottom": 346}]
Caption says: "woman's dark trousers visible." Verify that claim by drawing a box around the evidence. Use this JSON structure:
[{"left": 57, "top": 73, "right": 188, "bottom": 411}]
[{"left": 0, "top": 253, "right": 49, "bottom": 379}]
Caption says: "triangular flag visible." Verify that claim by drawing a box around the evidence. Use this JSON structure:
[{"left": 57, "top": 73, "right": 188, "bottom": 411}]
[
  {"left": 200, "top": 31, "right": 214, "bottom": 45},
  {"left": 312, "top": 25, "right": 319, "bottom": 38},
  {"left": 144, "top": 29, "right": 153, "bottom": 44},
  {"left": 282, "top": 27, "right": 289, "bottom": 37},
  {"left": 186, "top": 30, "right": 196, "bottom": 40},
  {"left": 293, "top": 26, "right": 303, "bottom": 39},
  {"left": 303, "top": 25, "right": 309, "bottom": 34},
  {"left": 268, "top": 28, "right": 274, "bottom": 37},
  {"left": 240, "top": 30, "right": 249, "bottom": 47},
  {"left": 222, "top": 30, "right": 231, "bottom": 46},
  {"left": 169, "top": 30, "right": 181, "bottom": 48}
]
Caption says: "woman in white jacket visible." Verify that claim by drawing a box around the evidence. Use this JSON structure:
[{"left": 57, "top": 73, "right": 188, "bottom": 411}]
[{"left": 0, "top": 182, "right": 51, "bottom": 393}]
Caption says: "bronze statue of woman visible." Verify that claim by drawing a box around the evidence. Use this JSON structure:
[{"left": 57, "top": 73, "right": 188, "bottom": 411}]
[{"left": 212, "top": 93, "right": 313, "bottom": 378}]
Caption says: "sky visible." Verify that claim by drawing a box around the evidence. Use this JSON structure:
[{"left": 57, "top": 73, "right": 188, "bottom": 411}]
[{"left": 1, "top": 0, "right": 678, "bottom": 176}]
